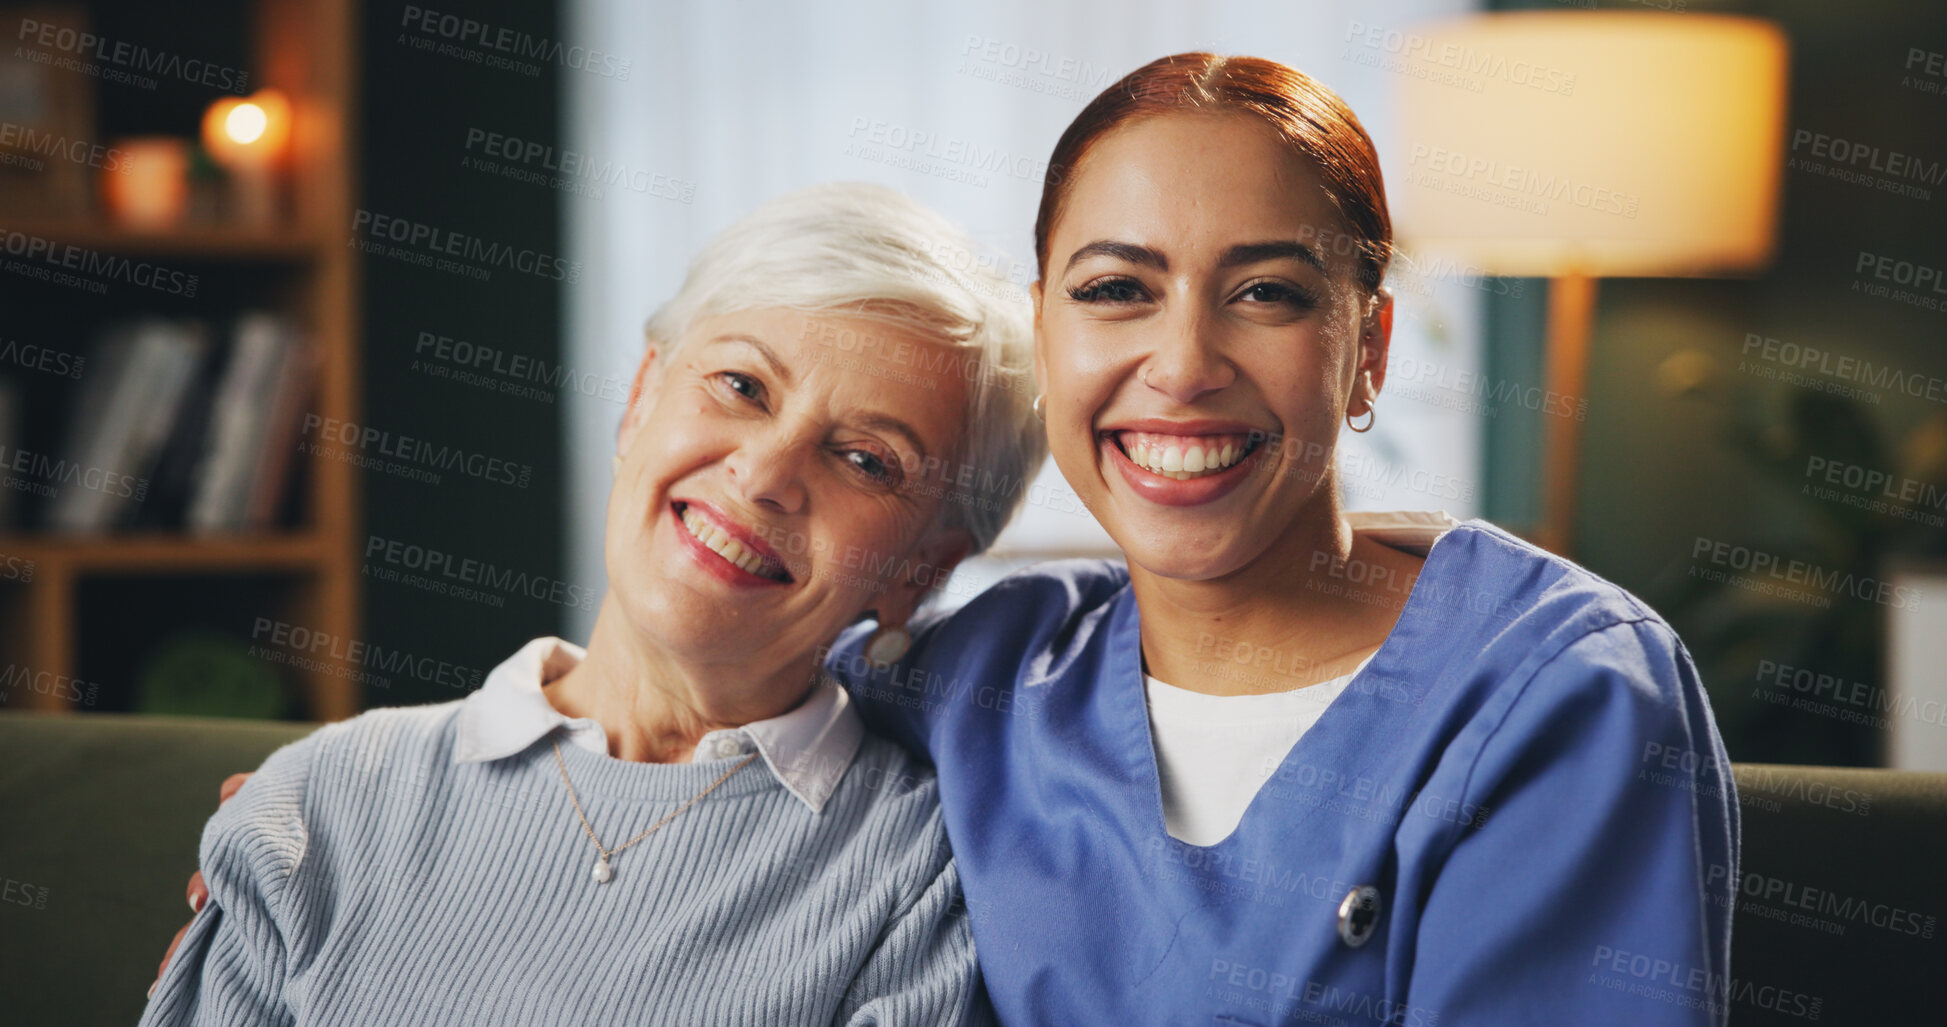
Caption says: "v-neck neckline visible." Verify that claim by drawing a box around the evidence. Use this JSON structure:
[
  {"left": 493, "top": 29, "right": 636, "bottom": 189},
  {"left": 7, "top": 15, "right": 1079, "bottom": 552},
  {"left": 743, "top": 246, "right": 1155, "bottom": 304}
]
[{"left": 1111, "top": 522, "right": 1468, "bottom": 851}]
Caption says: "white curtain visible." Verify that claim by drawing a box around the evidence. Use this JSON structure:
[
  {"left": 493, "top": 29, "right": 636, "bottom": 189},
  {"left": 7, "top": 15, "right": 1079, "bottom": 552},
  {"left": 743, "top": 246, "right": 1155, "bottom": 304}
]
[{"left": 562, "top": 0, "right": 1484, "bottom": 636}]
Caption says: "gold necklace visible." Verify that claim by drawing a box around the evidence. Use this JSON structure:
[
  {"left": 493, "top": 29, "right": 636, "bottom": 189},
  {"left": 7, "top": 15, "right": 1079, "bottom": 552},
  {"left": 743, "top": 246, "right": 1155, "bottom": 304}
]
[{"left": 552, "top": 739, "right": 759, "bottom": 884}]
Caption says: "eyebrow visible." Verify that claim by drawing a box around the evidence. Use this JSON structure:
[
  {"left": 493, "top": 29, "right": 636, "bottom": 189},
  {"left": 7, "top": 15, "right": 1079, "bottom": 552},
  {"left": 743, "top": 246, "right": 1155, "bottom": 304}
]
[
  {"left": 1061, "top": 239, "right": 1327, "bottom": 276},
  {"left": 1062, "top": 240, "right": 1167, "bottom": 275},
  {"left": 1218, "top": 240, "right": 1327, "bottom": 274},
  {"left": 706, "top": 334, "right": 793, "bottom": 387},
  {"left": 856, "top": 413, "right": 928, "bottom": 463}
]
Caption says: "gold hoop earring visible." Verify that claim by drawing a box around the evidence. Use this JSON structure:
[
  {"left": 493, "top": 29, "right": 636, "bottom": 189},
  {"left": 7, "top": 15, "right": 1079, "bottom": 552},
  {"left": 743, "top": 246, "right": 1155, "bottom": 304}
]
[
  {"left": 1031, "top": 394, "right": 1046, "bottom": 422},
  {"left": 1346, "top": 406, "right": 1376, "bottom": 433}
]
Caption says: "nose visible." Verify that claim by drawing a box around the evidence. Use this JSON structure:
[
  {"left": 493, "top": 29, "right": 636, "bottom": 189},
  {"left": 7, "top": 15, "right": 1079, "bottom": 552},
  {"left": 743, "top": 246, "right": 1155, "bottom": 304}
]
[
  {"left": 1138, "top": 305, "right": 1235, "bottom": 404},
  {"left": 726, "top": 429, "right": 808, "bottom": 515}
]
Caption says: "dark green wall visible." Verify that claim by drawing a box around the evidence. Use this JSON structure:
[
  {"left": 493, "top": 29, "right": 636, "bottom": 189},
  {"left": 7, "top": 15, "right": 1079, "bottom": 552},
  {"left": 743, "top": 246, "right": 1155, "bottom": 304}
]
[{"left": 356, "top": 0, "right": 566, "bottom": 709}]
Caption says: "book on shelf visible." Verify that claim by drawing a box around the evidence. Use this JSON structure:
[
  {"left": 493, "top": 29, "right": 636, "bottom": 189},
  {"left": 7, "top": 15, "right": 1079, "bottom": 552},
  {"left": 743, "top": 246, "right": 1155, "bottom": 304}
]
[
  {"left": 187, "top": 312, "right": 314, "bottom": 534},
  {"left": 47, "top": 318, "right": 207, "bottom": 533},
  {"left": 44, "top": 312, "right": 314, "bottom": 535}
]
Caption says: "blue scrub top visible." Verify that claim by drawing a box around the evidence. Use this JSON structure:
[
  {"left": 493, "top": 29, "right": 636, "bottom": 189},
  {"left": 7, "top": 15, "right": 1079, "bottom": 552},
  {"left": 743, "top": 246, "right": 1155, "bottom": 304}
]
[{"left": 827, "top": 518, "right": 1740, "bottom": 1026}]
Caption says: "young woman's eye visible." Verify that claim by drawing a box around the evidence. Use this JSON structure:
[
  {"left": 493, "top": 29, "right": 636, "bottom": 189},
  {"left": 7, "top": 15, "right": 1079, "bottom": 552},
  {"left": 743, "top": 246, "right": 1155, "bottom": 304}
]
[
  {"left": 1236, "top": 280, "right": 1317, "bottom": 308},
  {"left": 843, "top": 448, "right": 902, "bottom": 487},
  {"left": 715, "top": 371, "right": 764, "bottom": 403},
  {"left": 1067, "top": 277, "right": 1149, "bottom": 305}
]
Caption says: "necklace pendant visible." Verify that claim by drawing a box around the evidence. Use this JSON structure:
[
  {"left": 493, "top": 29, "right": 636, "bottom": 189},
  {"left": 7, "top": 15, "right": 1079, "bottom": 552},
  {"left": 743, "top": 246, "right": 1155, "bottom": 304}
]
[{"left": 592, "top": 855, "right": 612, "bottom": 884}]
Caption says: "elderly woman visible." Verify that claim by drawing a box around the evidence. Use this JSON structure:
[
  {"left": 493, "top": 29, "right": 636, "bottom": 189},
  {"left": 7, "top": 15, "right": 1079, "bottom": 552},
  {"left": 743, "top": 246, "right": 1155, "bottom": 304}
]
[{"left": 140, "top": 182, "right": 1043, "bottom": 1026}]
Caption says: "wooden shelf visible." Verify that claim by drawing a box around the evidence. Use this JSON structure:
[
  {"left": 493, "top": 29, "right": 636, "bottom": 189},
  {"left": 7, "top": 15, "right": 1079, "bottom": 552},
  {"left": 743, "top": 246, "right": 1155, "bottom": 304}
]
[
  {"left": 0, "top": 0, "right": 363, "bottom": 723},
  {"left": 0, "top": 533, "right": 328, "bottom": 572},
  {"left": 4, "top": 221, "right": 322, "bottom": 261}
]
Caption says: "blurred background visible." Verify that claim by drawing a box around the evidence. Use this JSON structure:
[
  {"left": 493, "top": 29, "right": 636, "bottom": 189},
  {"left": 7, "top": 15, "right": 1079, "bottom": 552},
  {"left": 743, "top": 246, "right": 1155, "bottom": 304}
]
[{"left": 0, "top": 0, "right": 1943, "bottom": 779}]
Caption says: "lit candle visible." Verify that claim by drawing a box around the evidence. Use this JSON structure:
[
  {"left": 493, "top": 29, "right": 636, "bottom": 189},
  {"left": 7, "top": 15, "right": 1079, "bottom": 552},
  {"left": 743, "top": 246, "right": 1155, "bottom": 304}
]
[
  {"left": 102, "top": 138, "right": 190, "bottom": 228},
  {"left": 202, "top": 89, "right": 291, "bottom": 226}
]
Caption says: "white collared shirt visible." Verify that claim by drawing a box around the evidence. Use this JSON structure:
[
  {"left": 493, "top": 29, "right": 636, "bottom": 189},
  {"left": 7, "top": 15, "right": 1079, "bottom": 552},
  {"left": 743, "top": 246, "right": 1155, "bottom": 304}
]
[{"left": 451, "top": 637, "right": 865, "bottom": 813}]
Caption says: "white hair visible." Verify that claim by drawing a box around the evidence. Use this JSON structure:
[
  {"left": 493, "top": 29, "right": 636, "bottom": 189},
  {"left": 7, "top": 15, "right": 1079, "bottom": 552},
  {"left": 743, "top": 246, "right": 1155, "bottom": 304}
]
[{"left": 643, "top": 182, "right": 1046, "bottom": 556}]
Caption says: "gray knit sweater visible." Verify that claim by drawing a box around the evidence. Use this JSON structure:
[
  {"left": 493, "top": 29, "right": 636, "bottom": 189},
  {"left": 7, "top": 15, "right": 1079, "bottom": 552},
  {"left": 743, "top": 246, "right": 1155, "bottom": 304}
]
[{"left": 139, "top": 702, "right": 990, "bottom": 1026}]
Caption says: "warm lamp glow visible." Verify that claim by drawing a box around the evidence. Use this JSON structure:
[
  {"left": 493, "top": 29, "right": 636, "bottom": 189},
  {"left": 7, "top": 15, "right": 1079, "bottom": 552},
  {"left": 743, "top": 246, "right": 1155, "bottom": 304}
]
[
  {"left": 1392, "top": 13, "right": 1789, "bottom": 277},
  {"left": 225, "top": 103, "right": 268, "bottom": 145},
  {"left": 101, "top": 137, "right": 190, "bottom": 228},
  {"left": 201, "top": 89, "right": 290, "bottom": 168}
]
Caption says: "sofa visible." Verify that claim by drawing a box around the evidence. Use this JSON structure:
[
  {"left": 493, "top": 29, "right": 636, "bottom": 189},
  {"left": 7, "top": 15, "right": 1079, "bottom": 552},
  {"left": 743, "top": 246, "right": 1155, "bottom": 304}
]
[{"left": 2, "top": 712, "right": 1941, "bottom": 1024}]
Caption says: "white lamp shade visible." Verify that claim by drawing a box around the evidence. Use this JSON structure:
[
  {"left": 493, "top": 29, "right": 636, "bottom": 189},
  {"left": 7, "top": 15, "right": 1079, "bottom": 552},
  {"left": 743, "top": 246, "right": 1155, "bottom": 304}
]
[{"left": 1392, "top": 12, "right": 1789, "bottom": 278}]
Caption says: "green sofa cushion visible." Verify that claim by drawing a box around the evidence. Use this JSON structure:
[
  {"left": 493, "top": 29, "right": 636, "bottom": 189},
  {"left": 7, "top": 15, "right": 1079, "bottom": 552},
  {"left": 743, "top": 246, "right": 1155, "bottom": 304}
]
[
  {"left": 0, "top": 712, "right": 310, "bottom": 1025},
  {"left": 2, "top": 716, "right": 1943, "bottom": 1024}
]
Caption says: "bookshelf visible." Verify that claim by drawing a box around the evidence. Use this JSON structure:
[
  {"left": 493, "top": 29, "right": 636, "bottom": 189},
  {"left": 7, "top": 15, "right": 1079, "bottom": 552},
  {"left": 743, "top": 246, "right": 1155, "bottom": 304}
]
[{"left": 0, "top": 0, "right": 361, "bottom": 721}]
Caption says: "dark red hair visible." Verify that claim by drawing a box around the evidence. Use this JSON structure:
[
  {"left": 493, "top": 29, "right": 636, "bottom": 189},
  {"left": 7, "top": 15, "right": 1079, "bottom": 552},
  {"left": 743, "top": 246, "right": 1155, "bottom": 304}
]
[{"left": 1033, "top": 52, "right": 1393, "bottom": 293}]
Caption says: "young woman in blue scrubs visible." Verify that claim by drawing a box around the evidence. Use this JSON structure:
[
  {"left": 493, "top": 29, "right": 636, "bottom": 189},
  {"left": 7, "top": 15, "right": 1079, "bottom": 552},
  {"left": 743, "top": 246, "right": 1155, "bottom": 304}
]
[{"left": 834, "top": 53, "right": 1739, "bottom": 1026}]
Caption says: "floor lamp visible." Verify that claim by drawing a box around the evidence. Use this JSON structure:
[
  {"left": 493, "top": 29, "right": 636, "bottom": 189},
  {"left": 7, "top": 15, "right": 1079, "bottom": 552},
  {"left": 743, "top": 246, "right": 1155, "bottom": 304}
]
[{"left": 1393, "top": 12, "right": 1789, "bottom": 557}]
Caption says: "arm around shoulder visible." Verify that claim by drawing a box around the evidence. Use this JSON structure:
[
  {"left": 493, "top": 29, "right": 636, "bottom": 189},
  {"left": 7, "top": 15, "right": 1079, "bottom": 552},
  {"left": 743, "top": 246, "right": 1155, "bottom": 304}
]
[
  {"left": 139, "top": 734, "right": 318, "bottom": 1027},
  {"left": 835, "top": 804, "right": 993, "bottom": 1026}
]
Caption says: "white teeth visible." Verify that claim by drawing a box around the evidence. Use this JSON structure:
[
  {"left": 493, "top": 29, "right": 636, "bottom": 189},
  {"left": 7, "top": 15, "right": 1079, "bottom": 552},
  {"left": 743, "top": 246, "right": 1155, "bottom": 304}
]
[
  {"left": 1124, "top": 436, "right": 1250, "bottom": 478},
  {"left": 680, "top": 507, "right": 780, "bottom": 580}
]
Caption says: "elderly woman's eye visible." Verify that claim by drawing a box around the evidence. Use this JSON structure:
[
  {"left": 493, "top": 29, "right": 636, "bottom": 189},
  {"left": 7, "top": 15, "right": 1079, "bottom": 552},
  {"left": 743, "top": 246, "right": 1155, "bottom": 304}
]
[
  {"left": 1067, "top": 277, "right": 1149, "bottom": 304},
  {"left": 716, "top": 371, "right": 764, "bottom": 402},
  {"left": 844, "top": 449, "right": 901, "bottom": 486}
]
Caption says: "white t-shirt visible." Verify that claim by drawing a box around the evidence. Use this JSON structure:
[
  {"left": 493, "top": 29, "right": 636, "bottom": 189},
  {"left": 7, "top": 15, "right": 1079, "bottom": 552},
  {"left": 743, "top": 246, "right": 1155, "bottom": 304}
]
[{"left": 1144, "top": 655, "right": 1372, "bottom": 847}]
